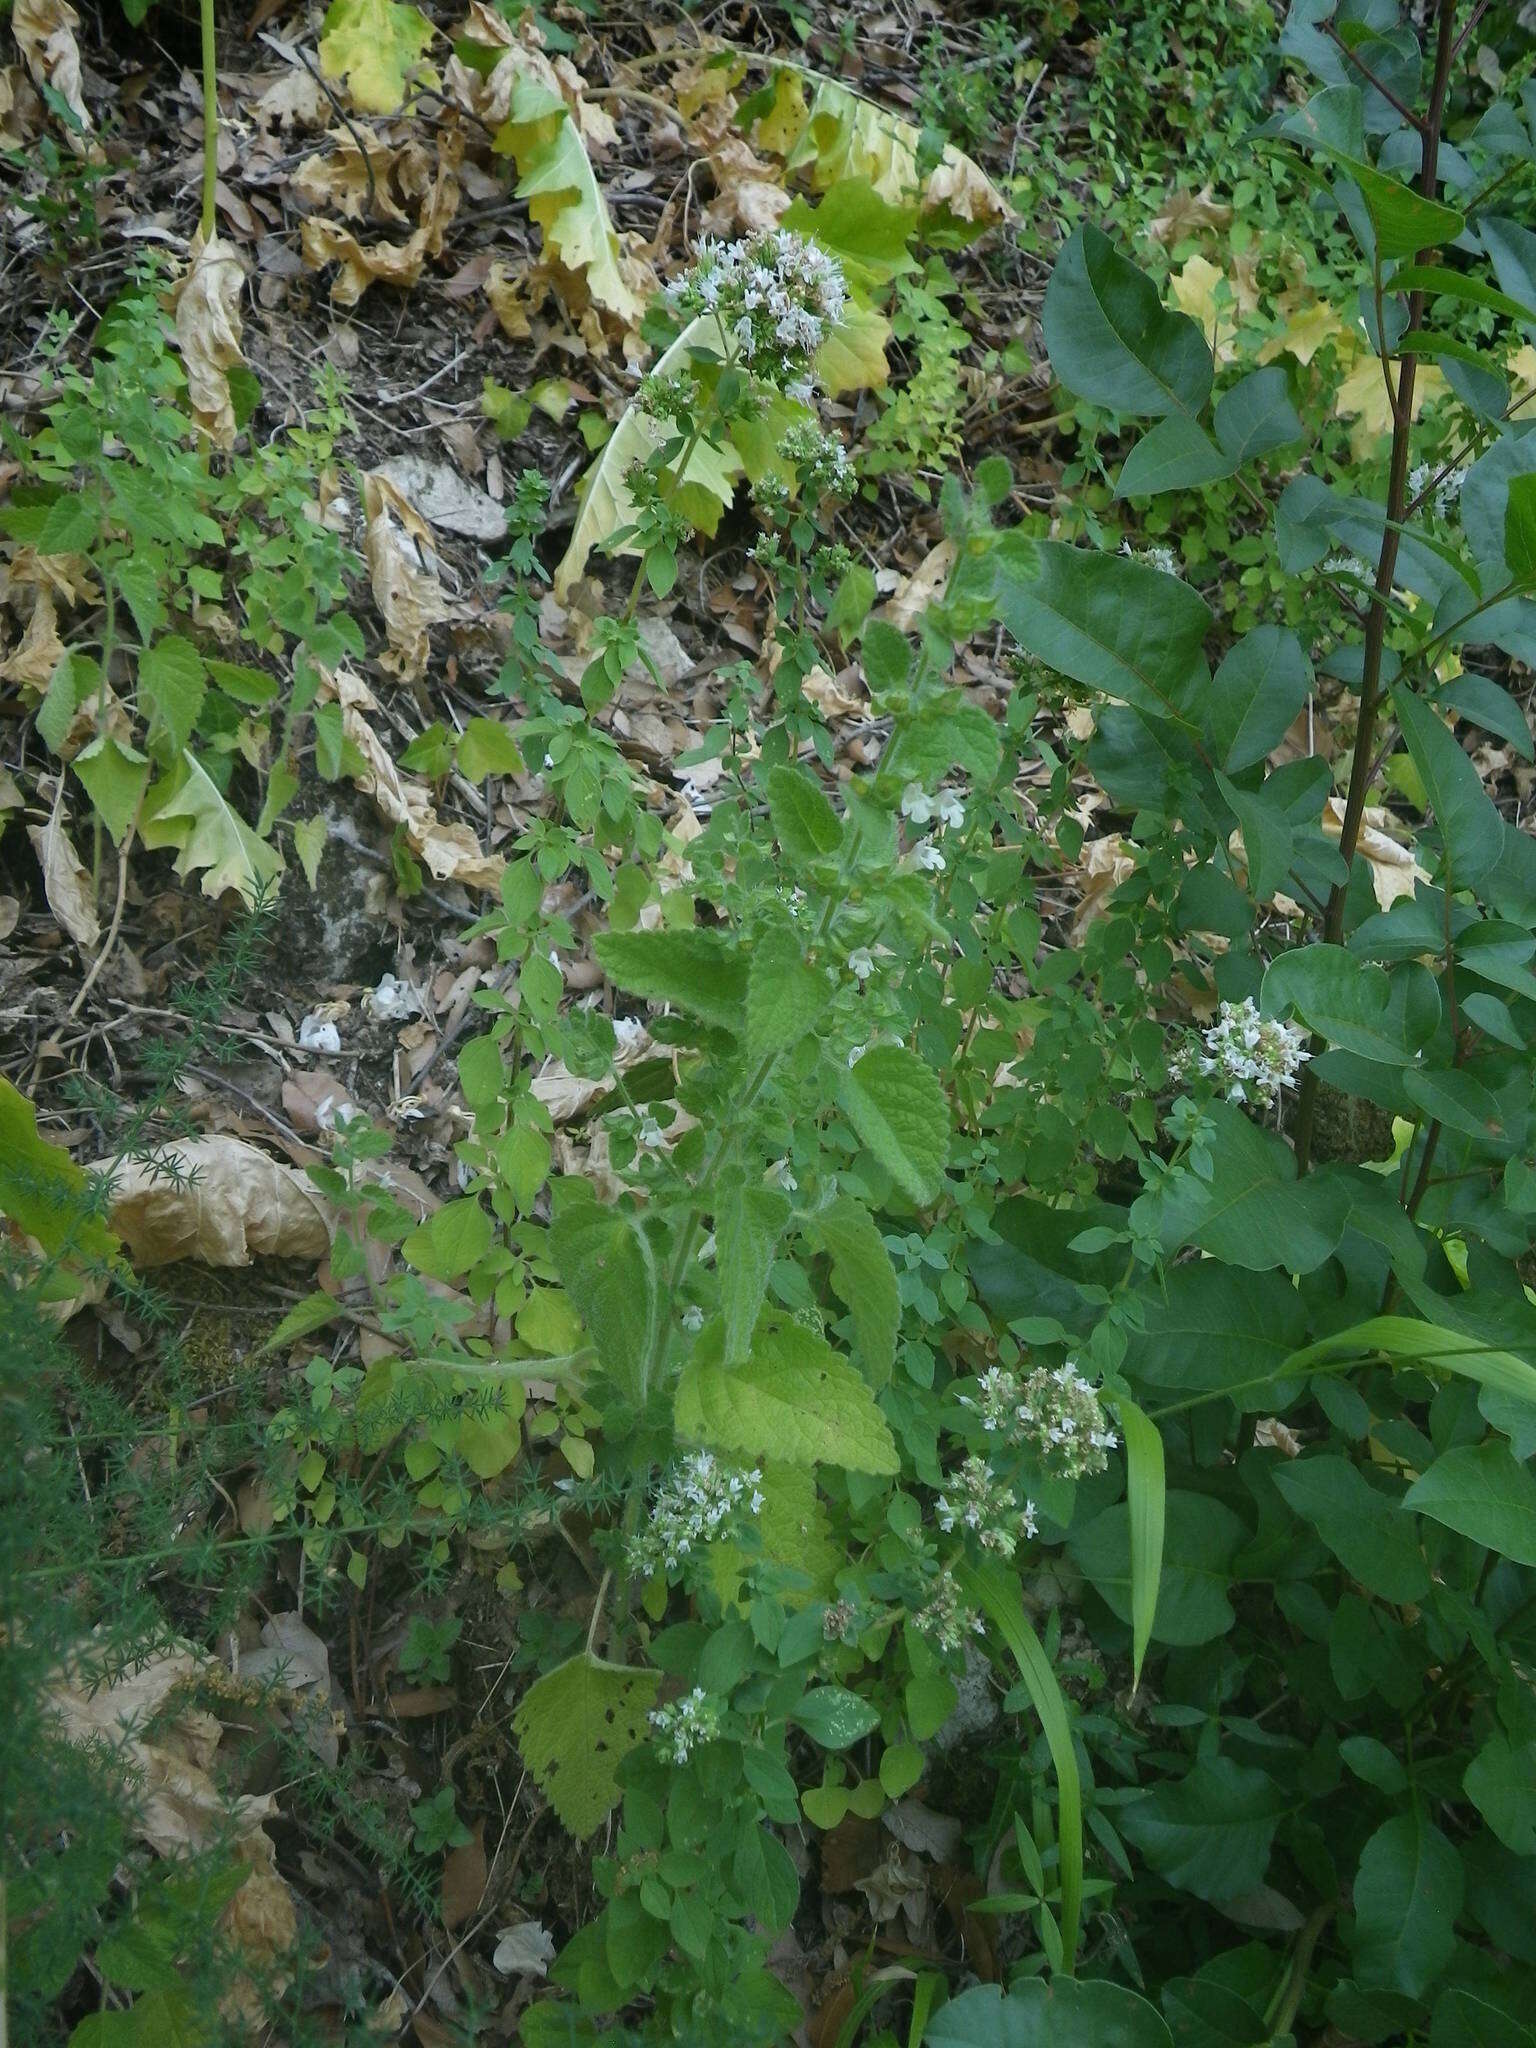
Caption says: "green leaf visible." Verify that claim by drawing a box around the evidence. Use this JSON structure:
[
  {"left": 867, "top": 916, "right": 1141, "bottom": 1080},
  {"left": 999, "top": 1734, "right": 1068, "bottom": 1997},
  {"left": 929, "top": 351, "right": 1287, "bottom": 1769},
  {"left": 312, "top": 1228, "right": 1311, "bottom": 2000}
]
[
  {"left": 1205, "top": 627, "right": 1313, "bottom": 775},
  {"left": 1125, "top": 1263, "right": 1307, "bottom": 1400},
  {"left": 72, "top": 736, "right": 149, "bottom": 847},
  {"left": 260, "top": 1290, "right": 344, "bottom": 1352},
  {"left": 1271, "top": 1455, "right": 1429, "bottom": 1601},
  {"left": 1213, "top": 364, "right": 1304, "bottom": 464},
  {"left": 837, "top": 1044, "right": 950, "bottom": 1205},
  {"left": 716, "top": 1182, "right": 788, "bottom": 1364},
  {"left": 0, "top": 1075, "right": 117, "bottom": 1264},
  {"left": 1043, "top": 226, "right": 1213, "bottom": 418},
  {"left": 1389, "top": 264, "right": 1536, "bottom": 326},
  {"left": 511, "top": 1653, "right": 660, "bottom": 1839},
  {"left": 1283, "top": 1314, "right": 1536, "bottom": 1410},
  {"left": 745, "top": 927, "right": 832, "bottom": 1061},
  {"left": 1264, "top": 946, "right": 1437, "bottom": 1065},
  {"left": 291, "top": 812, "right": 327, "bottom": 888},
  {"left": 549, "top": 1199, "right": 657, "bottom": 1405},
  {"left": 457, "top": 717, "right": 525, "bottom": 780},
  {"left": 318, "top": 0, "right": 434, "bottom": 114},
  {"left": 1330, "top": 157, "right": 1465, "bottom": 261},
  {"left": 1117, "top": 416, "right": 1232, "bottom": 498},
  {"left": 139, "top": 753, "right": 283, "bottom": 905},
  {"left": 780, "top": 179, "right": 918, "bottom": 290},
  {"left": 1393, "top": 687, "right": 1505, "bottom": 886},
  {"left": 992, "top": 534, "right": 1211, "bottom": 729},
  {"left": 791, "top": 1683, "right": 880, "bottom": 1749},
  {"left": 138, "top": 635, "right": 206, "bottom": 760},
  {"left": 1404, "top": 1440, "right": 1536, "bottom": 1565},
  {"left": 958, "top": 1556, "right": 1083, "bottom": 1974},
  {"left": 806, "top": 1195, "right": 898, "bottom": 1387},
  {"left": 1121, "top": 1757, "right": 1289, "bottom": 1903},
  {"left": 203, "top": 657, "right": 279, "bottom": 707},
  {"left": 926, "top": 1978, "right": 1174, "bottom": 2048},
  {"left": 1506, "top": 474, "right": 1536, "bottom": 585},
  {"left": 675, "top": 1315, "right": 898, "bottom": 1474},
  {"left": 1464, "top": 1735, "right": 1536, "bottom": 1857},
  {"left": 1218, "top": 772, "right": 1294, "bottom": 903},
  {"left": 1351, "top": 1810, "right": 1463, "bottom": 1996},
  {"left": 767, "top": 764, "right": 843, "bottom": 863},
  {"left": 1153, "top": 1101, "right": 1350, "bottom": 1274},
  {"left": 401, "top": 1198, "right": 493, "bottom": 1282},
  {"left": 1432, "top": 1990, "right": 1536, "bottom": 2048},
  {"left": 1068, "top": 1490, "right": 1245, "bottom": 1646},
  {"left": 1119, "top": 1399, "right": 1165, "bottom": 1692},
  {"left": 593, "top": 928, "right": 747, "bottom": 1034}
]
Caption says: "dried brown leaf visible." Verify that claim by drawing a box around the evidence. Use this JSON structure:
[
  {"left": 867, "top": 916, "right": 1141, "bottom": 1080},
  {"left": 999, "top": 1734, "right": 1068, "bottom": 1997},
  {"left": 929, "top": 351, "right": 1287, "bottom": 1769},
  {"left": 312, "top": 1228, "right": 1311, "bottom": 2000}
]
[
  {"left": 12, "top": 0, "right": 90, "bottom": 141},
  {"left": 28, "top": 789, "right": 100, "bottom": 950},
  {"left": 0, "top": 585, "right": 64, "bottom": 687},
  {"left": 172, "top": 233, "right": 247, "bottom": 448},
  {"left": 103, "top": 1135, "right": 335, "bottom": 1266},
  {"left": 362, "top": 471, "right": 449, "bottom": 679}
]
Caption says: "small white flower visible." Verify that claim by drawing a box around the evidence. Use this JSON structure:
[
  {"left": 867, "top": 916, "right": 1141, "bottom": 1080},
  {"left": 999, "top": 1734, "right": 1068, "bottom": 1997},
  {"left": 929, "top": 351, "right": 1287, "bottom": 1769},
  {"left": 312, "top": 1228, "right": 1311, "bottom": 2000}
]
[
  {"left": 682, "top": 1304, "right": 704, "bottom": 1333},
  {"left": 848, "top": 947, "right": 875, "bottom": 982},
  {"left": 935, "top": 791, "right": 965, "bottom": 832},
  {"left": 901, "top": 782, "right": 935, "bottom": 824},
  {"left": 911, "top": 840, "right": 946, "bottom": 873},
  {"left": 363, "top": 974, "right": 421, "bottom": 1022},
  {"left": 847, "top": 1043, "right": 868, "bottom": 1067},
  {"left": 299, "top": 1013, "right": 341, "bottom": 1055},
  {"left": 774, "top": 1161, "right": 798, "bottom": 1192},
  {"left": 638, "top": 1114, "right": 666, "bottom": 1149},
  {"left": 613, "top": 1015, "right": 645, "bottom": 1054}
]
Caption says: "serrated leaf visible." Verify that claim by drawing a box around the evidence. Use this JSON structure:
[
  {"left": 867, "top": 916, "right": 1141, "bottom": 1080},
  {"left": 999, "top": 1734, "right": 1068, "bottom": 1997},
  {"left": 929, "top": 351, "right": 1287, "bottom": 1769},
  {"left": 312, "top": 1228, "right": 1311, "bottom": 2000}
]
[
  {"left": 549, "top": 1199, "right": 657, "bottom": 1404},
  {"left": 73, "top": 736, "right": 149, "bottom": 847},
  {"left": 139, "top": 753, "right": 283, "bottom": 905},
  {"left": 746, "top": 927, "right": 832, "bottom": 1061},
  {"left": 593, "top": 927, "right": 747, "bottom": 1033},
  {"left": 837, "top": 1044, "right": 949, "bottom": 1205},
  {"left": 139, "top": 635, "right": 206, "bottom": 760},
  {"left": 716, "top": 1182, "right": 788, "bottom": 1363},
  {"left": 0, "top": 1075, "right": 117, "bottom": 1264},
  {"left": 806, "top": 1196, "right": 897, "bottom": 1387},
  {"left": 675, "top": 1315, "right": 898, "bottom": 1473},
  {"left": 511, "top": 1653, "right": 660, "bottom": 1839},
  {"left": 318, "top": 0, "right": 434, "bottom": 113},
  {"left": 767, "top": 764, "right": 842, "bottom": 862}
]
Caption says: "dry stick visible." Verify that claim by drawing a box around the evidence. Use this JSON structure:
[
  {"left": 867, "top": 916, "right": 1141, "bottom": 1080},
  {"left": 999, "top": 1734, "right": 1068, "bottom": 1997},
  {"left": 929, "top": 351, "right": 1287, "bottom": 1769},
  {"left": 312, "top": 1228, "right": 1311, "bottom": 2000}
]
[{"left": 1291, "top": 0, "right": 1462, "bottom": 1175}]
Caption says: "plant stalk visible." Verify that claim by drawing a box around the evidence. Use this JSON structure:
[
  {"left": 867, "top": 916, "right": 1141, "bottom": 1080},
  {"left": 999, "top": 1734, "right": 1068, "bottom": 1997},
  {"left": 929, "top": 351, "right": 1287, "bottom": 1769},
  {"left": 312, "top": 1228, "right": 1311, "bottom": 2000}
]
[{"left": 199, "top": 0, "right": 218, "bottom": 241}]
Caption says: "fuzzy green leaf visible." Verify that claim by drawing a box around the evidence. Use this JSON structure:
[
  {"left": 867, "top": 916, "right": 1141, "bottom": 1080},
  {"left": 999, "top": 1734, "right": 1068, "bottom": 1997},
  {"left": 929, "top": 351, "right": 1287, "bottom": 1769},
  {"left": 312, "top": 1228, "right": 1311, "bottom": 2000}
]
[
  {"left": 837, "top": 1045, "right": 949, "bottom": 1205},
  {"left": 675, "top": 1315, "right": 898, "bottom": 1474},
  {"left": 512, "top": 1653, "right": 660, "bottom": 1839}
]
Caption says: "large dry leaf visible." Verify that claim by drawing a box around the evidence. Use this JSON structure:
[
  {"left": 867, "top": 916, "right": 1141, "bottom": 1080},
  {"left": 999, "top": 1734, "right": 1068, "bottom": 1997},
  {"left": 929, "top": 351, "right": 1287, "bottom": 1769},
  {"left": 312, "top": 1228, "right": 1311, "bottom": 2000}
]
[
  {"left": 173, "top": 233, "right": 247, "bottom": 448},
  {"left": 0, "top": 584, "right": 64, "bottom": 687},
  {"left": 362, "top": 470, "right": 449, "bottom": 678},
  {"left": 103, "top": 1135, "right": 335, "bottom": 1266},
  {"left": 293, "top": 131, "right": 415, "bottom": 223},
  {"left": 702, "top": 136, "right": 790, "bottom": 236},
  {"left": 322, "top": 668, "right": 503, "bottom": 889},
  {"left": 1321, "top": 796, "right": 1427, "bottom": 911},
  {"left": 877, "top": 540, "right": 956, "bottom": 633},
  {"left": 12, "top": 0, "right": 90, "bottom": 141},
  {"left": 28, "top": 788, "right": 100, "bottom": 950},
  {"left": 301, "top": 129, "right": 460, "bottom": 303}
]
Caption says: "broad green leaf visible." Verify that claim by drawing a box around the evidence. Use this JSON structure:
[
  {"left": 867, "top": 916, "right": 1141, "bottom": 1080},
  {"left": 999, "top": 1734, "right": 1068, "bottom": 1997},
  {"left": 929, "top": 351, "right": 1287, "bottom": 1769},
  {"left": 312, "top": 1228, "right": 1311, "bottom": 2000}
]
[
  {"left": 494, "top": 72, "right": 643, "bottom": 327},
  {"left": 675, "top": 1315, "right": 898, "bottom": 1473},
  {"left": 791, "top": 1683, "right": 880, "bottom": 1748},
  {"left": 1205, "top": 627, "right": 1313, "bottom": 774},
  {"left": 780, "top": 180, "right": 918, "bottom": 290},
  {"left": 1121, "top": 1757, "right": 1289, "bottom": 1902},
  {"left": 1068, "top": 1490, "right": 1245, "bottom": 1646},
  {"left": 1119, "top": 1398, "right": 1165, "bottom": 1691},
  {"left": 1152, "top": 1101, "right": 1350, "bottom": 1273},
  {"left": 553, "top": 316, "right": 741, "bottom": 599},
  {"left": 457, "top": 717, "right": 525, "bottom": 780},
  {"left": 139, "top": 753, "right": 283, "bottom": 905},
  {"left": 1329, "top": 156, "right": 1466, "bottom": 261},
  {"left": 836, "top": 1044, "right": 950, "bottom": 1205},
  {"left": 1271, "top": 1455, "right": 1429, "bottom": 1601},
  {"left": 1213, "top": 364, "right": 1304, "bottom": 464},
  {"left": 1507, "top": 473, "right": 1536, "bottom": 584},
  {"left": 318, "top": 0, "right": 434, "bottom": 113},
  {"left": 511, "top": 1653, "right": 660, "bottom": 1838},
  {"left": 958, "top": 1556, "right": 1083, "bottom": 1973},
  {"left": 402, "top": 1198, "right": 493, "bottom": 1282},
  {"left": 1442, "top": 675, "right": 1535, "bottom": 762},
  {"left": 73, "top": 736, "right": 149, "bottom": 847},
  {"left": 926, "top": 1978, "right": 1174, "bottom": 2048},
  {"left": 1043, "top": 226, "right": 1213, "bottom": 418},
  {"left": 1404, "top": 1440, "right": 1536, "bottom": 1565},
  {"left": 0, "top": 1075, "right": 117, "bottom": 1264},
  {"left": 767, "top": 764, "right": 842, "bottom": 862},
  {"left": 745, "top": 928, "right": 831, "bottom": 1061},
  {"left": 1479, "top": 214, "right": 1536, "bottom": 322},
  {"left": 991, "top": 534, "right": 1212, "bottom": 729},
  {"left": 1402, "top": 1065, "right": 1508, "bottom": 1143},
  {"left": 1125, "top": 1263, "right": 1307, "bottom": 1400},
  {"left": 138, "top": 635, "right": 206, "bottom": 760},
  {"left": 593, "top": 927, "right": 747, "bottom": 1033},
  {"left": 1393, "top": 687, "right": 1505, "bottom": 885},
  {"left": 1264, "top": 946, "right": 1438, "bottom": 1065},
  {"left": 806, "top": 1195, "right": 898, "bottom": 1387},
  {"left": 203, "top": 657, "right": 279, "bottom": 707},
  {"left": 1432, "top": 1990, "right": 1536, "bottom": 2048},
  {"left": 1117, "top": 416, "right": 1232, "bottom": 498},
  {"left": 549, "top": 1199, "right": 657, "bottom": 1404},
  {"left": 1218, "top": 772, "right": 1294, "bottom": 903},
  {"left": 715, "top": 1182, "right": 788, "bottom": 1363},
  {"left": 1352, "top": 1811, "right": 1463, "bottom": 1996}
]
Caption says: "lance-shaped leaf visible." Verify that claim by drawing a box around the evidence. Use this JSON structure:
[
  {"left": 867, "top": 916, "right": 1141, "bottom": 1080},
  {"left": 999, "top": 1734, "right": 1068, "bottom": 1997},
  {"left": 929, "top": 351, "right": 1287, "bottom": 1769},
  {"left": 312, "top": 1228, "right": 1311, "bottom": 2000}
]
[{"left": 1044, "top": 226, "right": 1213, "bottom": 418}]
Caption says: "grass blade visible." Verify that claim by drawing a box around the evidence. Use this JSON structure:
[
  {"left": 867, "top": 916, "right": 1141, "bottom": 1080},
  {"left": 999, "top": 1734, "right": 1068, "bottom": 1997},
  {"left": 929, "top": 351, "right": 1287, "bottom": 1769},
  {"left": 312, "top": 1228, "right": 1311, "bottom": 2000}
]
[
  {"left": 1283, "top": 1315, "right": 1536, "bottom": 1405},
  {"left": 958, "top": 1557, "right": 1082, "bottom": 1974},
  {"left": 1119, "top": 1396, "right": 1165, "bottom": 1693}
]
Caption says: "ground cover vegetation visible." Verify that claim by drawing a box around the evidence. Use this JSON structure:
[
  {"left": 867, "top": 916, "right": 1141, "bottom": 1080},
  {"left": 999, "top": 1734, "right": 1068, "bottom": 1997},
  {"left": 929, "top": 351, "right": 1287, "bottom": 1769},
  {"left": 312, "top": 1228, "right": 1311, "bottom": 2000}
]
[{"left": 6, "top": 0, "right": 1536, "bottom": 2040}]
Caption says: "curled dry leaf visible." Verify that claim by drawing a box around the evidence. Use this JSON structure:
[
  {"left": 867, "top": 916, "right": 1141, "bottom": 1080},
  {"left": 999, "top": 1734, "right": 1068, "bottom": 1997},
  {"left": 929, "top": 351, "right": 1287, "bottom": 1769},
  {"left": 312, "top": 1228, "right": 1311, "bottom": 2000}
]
[
  {"left": 362, "top": 470, "right": 449, "bottom": 679},
  {"left": 293, "top": 131, "right": 416, "bottom": 224},
  {"left": 1321, "top": 796, "right": 1427, "bottom": 911},
  {"left": 321, "top": 667, "right": 503, "bottom": 889},
  {"left": 1148, "top": 184, "right": 1234, "bottom": 245},
  {"left": 0, "top": 584, "right": 64, "bottom": 687},
  {"left": 12, "top": 0, "right": 91, "bottom": 142},
  {"left": 493, "top": 1920, "right": 557, "bottom": 1977},
  {"left": 877, "top": 540, "right": 956, "bottom": 634},
  {"left": 301, "top": 129, "right": 461, "bottom": 304},
  {"left": 172, "top": 233, "right": 247, "bottom": 448},
  {"left": 800, "top": 663, "right": 865, "bottom": 722},
  {"left": 1070, "top": 834, "right": 1136, "bottom": 940},
  {"left": 103, "top": 1135, "right": 335, "bottom": 1267},
  {"left": 28, "top": 788, "right": 100, "bottom": 951},
  {"left": 702, "top": 137, "right": 791, "bottom": 237},
  {"left": 1255, "top": 1416, "right": 1304, "bottom": 1457}
]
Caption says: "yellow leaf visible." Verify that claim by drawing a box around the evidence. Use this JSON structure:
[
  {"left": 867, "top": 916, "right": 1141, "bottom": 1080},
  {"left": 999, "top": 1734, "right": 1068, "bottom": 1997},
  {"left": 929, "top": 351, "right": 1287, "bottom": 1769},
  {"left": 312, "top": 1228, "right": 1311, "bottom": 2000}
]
[
  {"left": 1258, "top": 294, "right": 1347, "bottom": 367},
  {"left": 814, "top": 297, "right": 890, "bottom": 396},
  {"left": 1334, "top": 344, "right": 1446, "bottom": 460},
  {"left": 1167, "top": 253, "right": 1252, "bottom": 366},
  {"left": 1509, "top": 343, "right": 1536, "bottom": 418},
  {"left": 139, "top": 753, "right": 284, "bottom": 905},
  {"left": 318, "top": 0, "right": 434, "bottom": 114}
]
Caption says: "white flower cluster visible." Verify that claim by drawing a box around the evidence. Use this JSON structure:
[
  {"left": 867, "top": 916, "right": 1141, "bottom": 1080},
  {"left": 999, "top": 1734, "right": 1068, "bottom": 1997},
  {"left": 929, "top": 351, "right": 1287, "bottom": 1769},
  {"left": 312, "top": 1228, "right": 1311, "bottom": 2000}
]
[
  {"left": 1408, "top": 462, "right": 1468, "bottom": 518},
  {"left": 1191, "top": 996, "right": 1311, "bottom": 1109},
  {"left": 912, "top": 1568, "right": 986, "bottom": 1654},
  {"left": 900, "top": 783, "right": 965, "bottom": 832},
  {"left": 966, "top": 1363, "right": 1119, "bottom": 1480},
  {"left": 648, "top": 1687, "right": 721, "bottom": 1764},
  {"left": 660, "top": 230, "right": 847, "bottom": 396},
  {"left": 936, "top": 1455, "right": 1037, "bottom": 1559},
  {"left": 1323, "top": 552, "right": 1376, "bottom": 584},
  {"left": 1120, "top": 538, "right": 1179, "bottom": 577},
  {"left": 627, "top": 1451, "right": 764, "bottom": 1578},
  {"left": 782, "top": 420, "right": 854, "bottom": 499}
]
